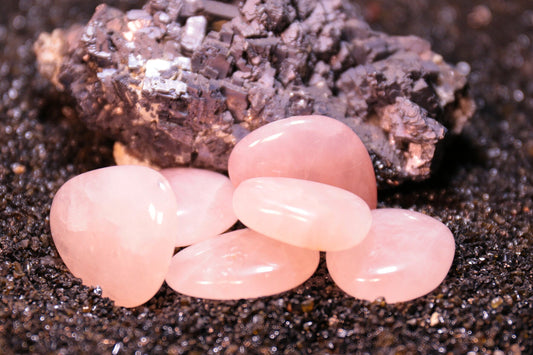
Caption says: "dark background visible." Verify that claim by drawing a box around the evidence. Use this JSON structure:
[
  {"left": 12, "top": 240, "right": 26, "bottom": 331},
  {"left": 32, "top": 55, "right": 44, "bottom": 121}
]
[{"left": 1, "top": 0, "right": 532, "bottom": 353}]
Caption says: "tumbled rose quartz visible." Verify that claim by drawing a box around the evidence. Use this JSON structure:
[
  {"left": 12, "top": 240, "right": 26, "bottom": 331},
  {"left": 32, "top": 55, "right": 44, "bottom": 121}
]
[
  {"left": 160, "top": 168, "right": 237, "bottom": 246},
  {"left": 326, "top": 208, "right": 455, "bottom": 303},
  {"left": 228, "top": 115, "right": 377, "bottom": 208},
  {"left": 49, "top": 166, "right": 178, "bottom": 308},
  {"left": 165, "top": 228, "right": 320, "bottom": 300},
  {"left": 233, "top": 177, "right": 372, "bottom": 251}
]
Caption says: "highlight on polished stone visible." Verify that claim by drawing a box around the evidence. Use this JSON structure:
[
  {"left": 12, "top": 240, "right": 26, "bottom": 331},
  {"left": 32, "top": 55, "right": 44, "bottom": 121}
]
[
  {"left": 228, "top": 115, "right": 378, "bottom": 208},
  {"left": 326, "top": 208, "right": 455, "bottom": 303},
  {"left": 160, "top": 168, "right": 237, "bottom": 246},
  {"left": 165, "top": 228, "right": 320, "bottom": 300},
  {"left": 233, "top": 177, "right": 372, "bottom": 251},
  {"left": 49, "top": 165, "right": 179, "bottom": 308}
]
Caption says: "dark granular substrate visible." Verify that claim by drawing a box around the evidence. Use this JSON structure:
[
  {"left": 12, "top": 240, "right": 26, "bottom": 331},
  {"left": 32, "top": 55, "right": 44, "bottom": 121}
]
[{"left": 0, "top": 0, "right": 532, "bottom": 353}]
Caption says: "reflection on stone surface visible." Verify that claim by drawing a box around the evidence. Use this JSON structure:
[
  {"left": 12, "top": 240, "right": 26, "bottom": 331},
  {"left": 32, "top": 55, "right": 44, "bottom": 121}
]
[
  {"left": 160, "top": 167, "right": 237, "bottom": 246},
  {"left": 233, "top": 177, "right": 372, "bottom": 251},
  {"left": 165, "top": 228, "right": 320, "bottom": 299},
  {"left": 228, "top": 115, "right": 377, "bottom": 208},
  {"left": 49, "top": 166, "right": 179, "bottom": 308},
  {"left": 326, "top": 208, "right": 455, "bottom": 303}
]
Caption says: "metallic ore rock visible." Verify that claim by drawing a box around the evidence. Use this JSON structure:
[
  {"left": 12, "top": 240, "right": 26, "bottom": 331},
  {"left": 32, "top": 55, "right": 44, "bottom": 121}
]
[{"left": 34, "top": 0, "right": 475, "bottom": 186}]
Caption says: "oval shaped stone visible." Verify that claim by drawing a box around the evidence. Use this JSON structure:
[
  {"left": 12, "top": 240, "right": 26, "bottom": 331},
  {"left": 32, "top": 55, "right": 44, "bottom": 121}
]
[
  {"left": 228, "top": 115, "right": 377, "bottom": 208},
  {"left": 49, "top": 166, "right": 178, "bottom": 308},
  {"left": 326, "top": 208, "right": 455, "bottom": 303},
  {"left": 165, "top": 228, "right": 320, "bottom": 300},
  {"left": 160, "top": 168, "right": 237, "bottom": 246},
  {"left": 233, "top": 177, "right": 372, "bottom": 251}
]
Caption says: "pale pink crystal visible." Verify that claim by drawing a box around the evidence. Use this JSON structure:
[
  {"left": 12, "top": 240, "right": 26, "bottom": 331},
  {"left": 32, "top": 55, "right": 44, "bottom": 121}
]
[
  {"left": 165, "top": 228, "right": 320, "bottom": 300},
  {"left": 326, "top": 208, "right": 455, "bottom": 303},
  {"left": 49, "top": 166, "right": 178, "bottom": 308},
  {"left": 160, "top": 168, "right": 237, "bottom": 246},
  {"left": 232, "top": 177, "right": 372, "bottom": 251},
  {"left": 228, "top": 115, "right": 377, "bottom": 208}
]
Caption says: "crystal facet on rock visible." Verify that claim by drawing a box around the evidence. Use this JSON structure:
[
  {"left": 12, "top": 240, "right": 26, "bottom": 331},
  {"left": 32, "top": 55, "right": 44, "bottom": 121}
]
[{"left": 34, "top": 0, "right": 475, "bottom": 186}]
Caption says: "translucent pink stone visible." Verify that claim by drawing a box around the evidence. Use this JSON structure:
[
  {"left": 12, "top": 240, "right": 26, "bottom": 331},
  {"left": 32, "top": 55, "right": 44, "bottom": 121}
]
[
  {"left": 228, "top": 115, "right": 377, "bottom": 208},
  {"left": 49, "top": 166, "right": 178, "bottom": 308},
  {"left": 233, "top": 177, "right": 372, "bottom": 251},
  {"left": 160, "top": 168, "right": 237, "bottom": 246},
  {"left": 165, "top": 228, "right": 320, "bottom": 300},
  {"left": 326, "top": 208, "right": 455, "bottom": 303}
]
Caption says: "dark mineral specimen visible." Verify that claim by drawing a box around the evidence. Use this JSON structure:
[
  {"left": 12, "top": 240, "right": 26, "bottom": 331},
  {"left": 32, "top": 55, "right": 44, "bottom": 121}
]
[{"left": 34, "top": 0, "right": 475, "bottom": 186}]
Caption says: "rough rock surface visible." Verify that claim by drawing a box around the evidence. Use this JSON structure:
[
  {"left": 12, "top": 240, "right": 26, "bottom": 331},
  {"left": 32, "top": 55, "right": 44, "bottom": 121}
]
[{"left": 34, "top": 0, "right": 475, "bottom": 186}]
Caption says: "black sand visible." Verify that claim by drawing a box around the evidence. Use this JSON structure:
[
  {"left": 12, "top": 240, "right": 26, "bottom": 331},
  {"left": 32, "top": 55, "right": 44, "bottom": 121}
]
[{"left": 1, "top": 0, "right": 532, "bottom": 353}]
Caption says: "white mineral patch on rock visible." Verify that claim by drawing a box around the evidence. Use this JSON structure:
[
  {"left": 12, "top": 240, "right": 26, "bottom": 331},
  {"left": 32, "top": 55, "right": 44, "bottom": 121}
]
[{"left": 181, "top": 16, "right": 207, "bottom": 52}]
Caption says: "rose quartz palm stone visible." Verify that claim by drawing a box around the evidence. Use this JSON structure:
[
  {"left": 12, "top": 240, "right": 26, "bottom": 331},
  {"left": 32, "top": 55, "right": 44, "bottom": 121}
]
[
  {"left": 160, "top": 168, "right": 237, "bottom": 246},
  {"left": 228, "top": 115, "right": 377, "bottom": 208},
  {"left": 233, "top": 177, "right": 372, "bottom": 251},
  {"left": 326, "top": 208, "right": 455, "bottom": 303},
  {"left": 165, "top": 228, "right": 320, "bottom": 300},
  {"left": 49, "top": 166, "right": 179, "bottom": 308}
]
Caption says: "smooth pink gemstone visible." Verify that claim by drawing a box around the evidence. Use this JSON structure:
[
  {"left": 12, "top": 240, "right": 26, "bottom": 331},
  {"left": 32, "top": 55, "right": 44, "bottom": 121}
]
[
  {"left": 326, "top": 208, "right": 455, "bottom": 303},
  {"left": 233, "top": 177, "right": 372, "bottom": 251},
  {"left": 228, "top": 115, "right": 377, "bottom": 208},
  {"left": 49, "top": 166, "right": 178, "bottom": 308},
  {"left": 160, "top": 168, "right": 237, "bottom": 246},
  {"left": 165, "top": 228, "right": 320, "bottom": 300}
]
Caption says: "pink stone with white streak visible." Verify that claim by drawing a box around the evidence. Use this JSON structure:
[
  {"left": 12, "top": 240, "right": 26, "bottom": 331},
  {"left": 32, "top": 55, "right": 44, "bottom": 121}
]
[
  {"left": 49, "top": 166, "right": 178, "bottom": 308},
  {"left": 228, "top": 115, "right": 378, "bottom": 208},
  {"left": 326, "top": 208, "right": 455, "bottom": 303},
  {"left": 160, "top": 168, "right": 237, "bottom": 246},
  {"left": 165, "top": 228, "right": 320, "bottom": 300},
  {"left": 233, "top": 177, "right": 372, "bottom": 251}
]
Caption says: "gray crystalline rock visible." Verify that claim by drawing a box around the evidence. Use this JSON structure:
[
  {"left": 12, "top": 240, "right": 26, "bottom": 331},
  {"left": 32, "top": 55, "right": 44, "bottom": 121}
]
[{"left": 34, "top": 0, "right": 475, "bottom": 187}]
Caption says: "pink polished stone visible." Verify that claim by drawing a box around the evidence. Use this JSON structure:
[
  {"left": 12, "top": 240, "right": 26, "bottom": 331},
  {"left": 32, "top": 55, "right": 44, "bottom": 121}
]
[
  {"left": 326, "top": 208, "right": 455, "bottom": 303},
  {"left": 49, "top": 166, "right": 178, "bottom": 308},
  {"left": 160, "top": 168, "right": 237, "bottom": 246},
  {"left": 228, "top": 115, "right": 377, "bottom": 208},
  {"left": 233, "top": 177, "right": 372, "bottom": 251},
  {"left": 165, "top": 228, "right": 320, "bottom": 300}
]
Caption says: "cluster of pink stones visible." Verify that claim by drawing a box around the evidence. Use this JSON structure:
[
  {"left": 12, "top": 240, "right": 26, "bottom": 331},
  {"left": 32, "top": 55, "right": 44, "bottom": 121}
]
[{"left": 49, "top": 115, "right": 455, "bottom": 308}]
